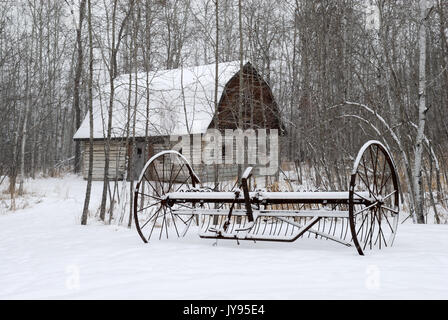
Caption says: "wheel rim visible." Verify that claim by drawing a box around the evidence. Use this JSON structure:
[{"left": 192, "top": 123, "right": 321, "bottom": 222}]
[
  {"left": 349, "top": 141, "right": 400, "bottom": 255},
  {"left": 134, "top": 151, "right": 200, "bottom": 243}
]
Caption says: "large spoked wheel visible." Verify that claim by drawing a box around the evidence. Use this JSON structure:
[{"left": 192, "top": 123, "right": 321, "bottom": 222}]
[
  {"left": 349, "top": 141, "right": 400, "bottom": 255},
  {"left": 133, "top": 151, "right": 200, "bottom": 243}
]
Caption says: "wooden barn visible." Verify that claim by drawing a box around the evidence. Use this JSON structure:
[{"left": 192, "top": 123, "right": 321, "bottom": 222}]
[{"left": 73, "top": 61, "right": 283, "bottom": 182}]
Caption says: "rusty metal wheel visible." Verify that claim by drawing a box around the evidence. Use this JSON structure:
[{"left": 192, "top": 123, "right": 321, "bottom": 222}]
[
  {"left": 349, "top": 141, "right": 400, "bottom": 255},
  {"left": 133, "top": 151, "right": 200, "bottom": 243}
]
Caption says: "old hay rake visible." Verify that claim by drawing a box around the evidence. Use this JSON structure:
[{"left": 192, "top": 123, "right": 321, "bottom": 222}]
[{"left": 133, "top": 140, "right": 400, "bottom": 255}]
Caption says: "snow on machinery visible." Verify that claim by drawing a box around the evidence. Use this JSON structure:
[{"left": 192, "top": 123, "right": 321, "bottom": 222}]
[{"left": 133, "top": 140, "right": 400, "bottom": 255}]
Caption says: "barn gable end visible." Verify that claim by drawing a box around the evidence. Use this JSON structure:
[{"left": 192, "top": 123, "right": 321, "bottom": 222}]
[{"left": 210, "top": 62, "right": 282, "bottom": 131}]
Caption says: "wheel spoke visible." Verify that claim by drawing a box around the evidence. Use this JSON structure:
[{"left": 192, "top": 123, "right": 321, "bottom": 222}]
[
  {"left": 181, "top": 215, "right": 195, "bottom": 237},
  {"left": 357, "top": 170, "right": 377, "bottom": 201},
  {"left": 374, "top": 210, "right": 388, "bottom": 248},
  {"left": 354, "top": 191, "right": 373, "bottom": 202},
  {"left": 159, "top": 208, "right": 167, "bottom": 240},
  {"left": 140, "top": 206, "right": 163, "bottom": 230},
  {"left": 169, "top": 209, "right": 180, "bottom": 237},
  {"left": 148, "top": 207, "right": 162, "bottom": 240},
  {"left": 166, "top": 162, "right": 175, "bottom": 193},
  {"left": 152, "top": 160, "right": 164, "bottom": 194},
  {"left": 377, "top": 156, "right": 388, "bottom": 195},
  {"left": 171, "top": 163, "right": 185, "bottom": 185},
  {"left": 379, "top": 208, "right": 395, "bottom": 233},
  {"left": 380, "top": 205, "right": 399, "bottom": 214},
  {"left": 163, "top": 207, "right": 169, "bottom": 238},
  {"left": 136, "top": 191, "right": 161, "bottom": 201},
  {"left": 354, "top": 201, "right": 378, "bottom": 216},
  {"left": 379, "top": 173, "right": 392, "bottom": 195},
  {"left": 176, "top": 214, "right": 194, "bottom": 225},
  {"left": 175, "top": 174, "right": 192, "bottom": 192},
  {"left": 369, "top": 146, "right": 379, "bottom": 194},
  {"left": 137, "top": 201, "right": 161, "bottom": 212},
  {"left": 144, "top": 174, "right": 161, "bottom": 198},
  {"left": 383, "top": 190, "right": 397, "bottom": 201},
  {"left": 363, "top": 208, "right": 376, "bottom": 250},
  {"left": 355, "top": 212, "right": 369, "bottom": 236},
  {"left": 358, "top": 161, "right": 374, "bottom": 175},
  {"left": 374, "top": 147, "right": 380, "bottom": 191}
]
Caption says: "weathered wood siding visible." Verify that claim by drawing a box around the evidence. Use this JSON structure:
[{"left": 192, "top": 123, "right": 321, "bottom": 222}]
[
  {"left": 82, "top": 137, "right": 279, "bottom": 182},
  {"left": 81, "top": 140, "right": 126, "bottom": 180}
]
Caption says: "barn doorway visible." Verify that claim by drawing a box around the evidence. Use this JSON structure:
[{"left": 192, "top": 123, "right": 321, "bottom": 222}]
[{"left": 130, "top": 141, "right": 146, "bottom": 181}]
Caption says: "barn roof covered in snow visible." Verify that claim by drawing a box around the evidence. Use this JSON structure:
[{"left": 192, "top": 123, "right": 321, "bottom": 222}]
[{"left": 73, "top": 61, "right": 243, "bottom": 140}]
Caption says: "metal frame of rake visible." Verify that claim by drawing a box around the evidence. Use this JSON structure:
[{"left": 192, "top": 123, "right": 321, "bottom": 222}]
[{"left": 133, "top": 140, "right": 400, "bottom": 255}]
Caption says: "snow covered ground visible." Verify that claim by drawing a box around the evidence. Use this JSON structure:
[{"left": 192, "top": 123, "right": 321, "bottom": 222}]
[{"left": 1, "top": 175, "right": 448, "bottom": 299}]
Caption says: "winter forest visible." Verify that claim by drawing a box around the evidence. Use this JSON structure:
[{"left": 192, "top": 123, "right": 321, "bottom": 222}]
[
  {"left": 1, "top": 0, "right": 448, "bottom": 300},
  {"left": 2, "top": 0, "right": 447, "bottom": 223}
]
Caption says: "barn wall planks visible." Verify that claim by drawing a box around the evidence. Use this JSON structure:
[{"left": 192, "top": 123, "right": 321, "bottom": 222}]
[
  {"left": 81, "top": 137, "right": 280, "bottom": 182},
  {"left": 81, "top": 141, "right": 127, "bottom": 180}
]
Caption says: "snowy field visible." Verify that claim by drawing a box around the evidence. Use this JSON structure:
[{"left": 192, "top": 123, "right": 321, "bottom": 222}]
[{"left": 1, "top": 174, "right": 448, "bottom": 300}]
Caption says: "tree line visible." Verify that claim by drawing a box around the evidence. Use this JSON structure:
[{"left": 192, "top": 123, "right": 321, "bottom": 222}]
[{"left": 0, "top": 0, "right": 446, "bottom": 223}]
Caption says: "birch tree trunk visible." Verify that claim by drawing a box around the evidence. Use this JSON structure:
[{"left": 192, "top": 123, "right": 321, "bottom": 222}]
[{"left": 413, "top": 0, "right": 428, "bottom": 224}]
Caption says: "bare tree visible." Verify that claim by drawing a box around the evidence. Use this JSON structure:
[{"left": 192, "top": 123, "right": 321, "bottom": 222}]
[
  {"left": 238, "top": 0, "right": 244, "bottom": 181},
  {"left": 70, "top": 0, "right": 87, "bottom": 174},
  {"left": 99, "top": 0, "right": 134, "bottom": 221},
  {"left": 81, "top": 0, "right": 93, "bottom": 225},
  {"left": 413, "top": 0, "right": 429, "bottom": 224}
]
